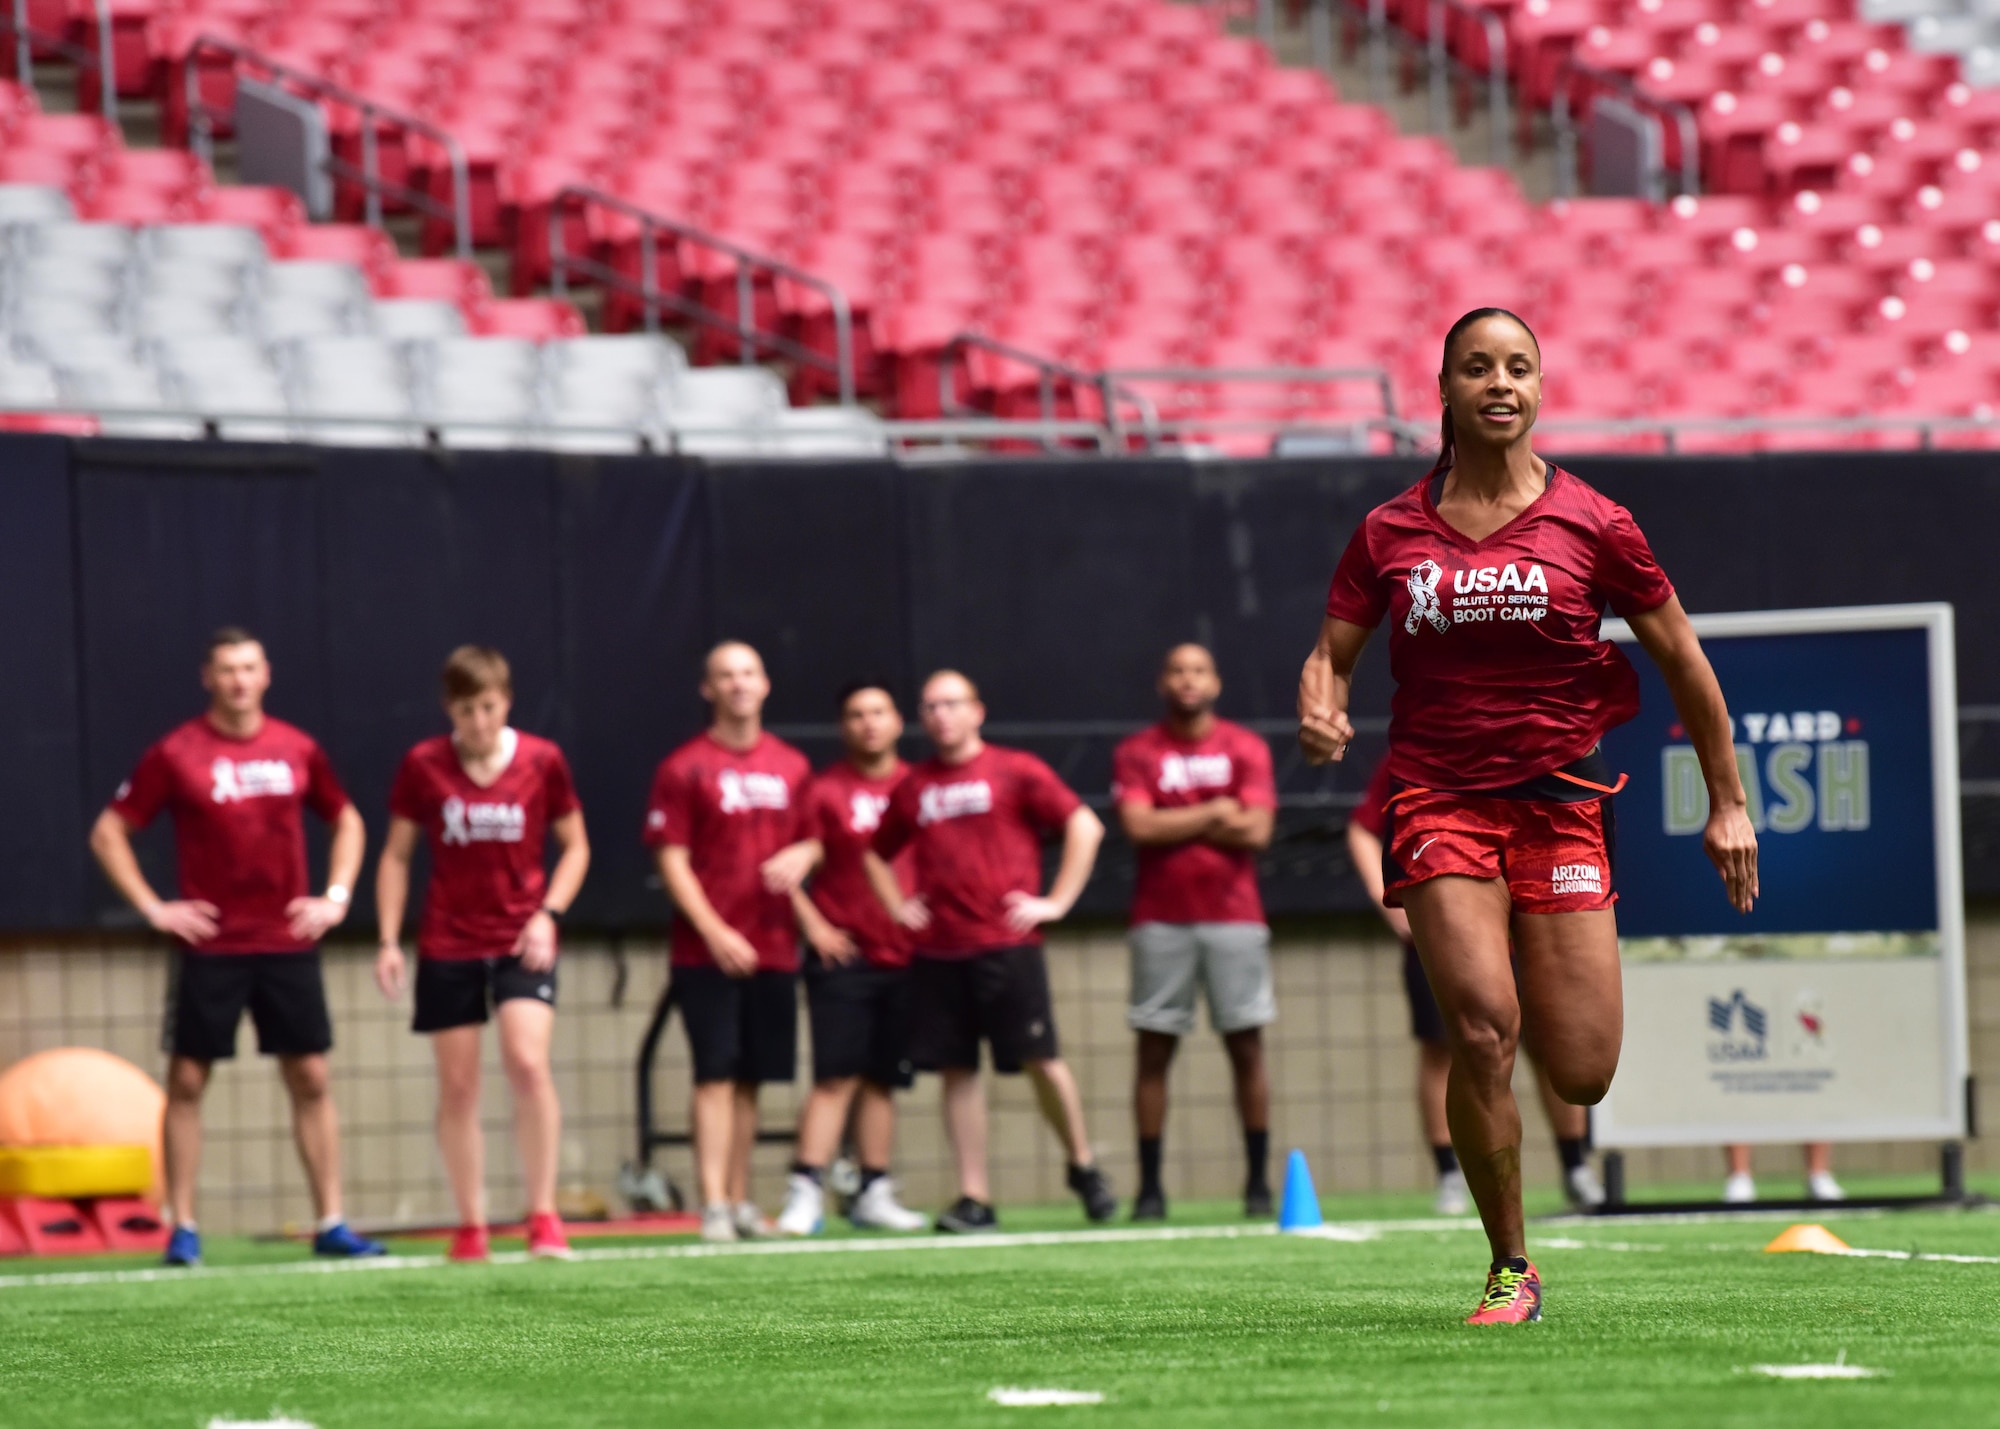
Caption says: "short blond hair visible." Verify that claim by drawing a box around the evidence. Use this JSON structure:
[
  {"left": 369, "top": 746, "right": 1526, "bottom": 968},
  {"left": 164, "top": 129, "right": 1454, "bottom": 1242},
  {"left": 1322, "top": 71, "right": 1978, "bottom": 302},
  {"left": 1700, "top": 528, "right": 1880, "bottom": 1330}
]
[{"left": 923, "top": 668, "right": 980, "bottom": 701}]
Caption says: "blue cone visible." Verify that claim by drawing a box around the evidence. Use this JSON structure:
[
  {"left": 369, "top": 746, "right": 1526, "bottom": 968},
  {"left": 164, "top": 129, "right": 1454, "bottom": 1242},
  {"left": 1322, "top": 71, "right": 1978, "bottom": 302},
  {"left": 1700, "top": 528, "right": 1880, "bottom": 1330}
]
[{"left": 1278, "top": 1148, "right": 1323, "bottom": 1232}]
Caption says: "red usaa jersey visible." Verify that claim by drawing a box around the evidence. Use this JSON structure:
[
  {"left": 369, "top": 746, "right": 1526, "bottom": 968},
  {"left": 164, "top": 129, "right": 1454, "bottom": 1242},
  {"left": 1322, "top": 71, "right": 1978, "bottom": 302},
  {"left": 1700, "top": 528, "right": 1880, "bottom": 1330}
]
[
  {"left": 108, "top": 716, "right": 351, "bottom": 953},
  {"left": 643, "top": 730, "right": 811, "bottom": 972},
  {"left": 801, "top": 759, "right": 916, "bottom": 969},
  {"left": 1111, "top": 720, "right": 1276, "bottom": 926},
  {"left": 1325, "top": 466, "right": 1675, "bottom": 791},
  {"left": 872, "top": 744, "right": 1082, "bottom": 956},
  {"left": 389, "top": 730, "right": 580, "bottom": 960}
]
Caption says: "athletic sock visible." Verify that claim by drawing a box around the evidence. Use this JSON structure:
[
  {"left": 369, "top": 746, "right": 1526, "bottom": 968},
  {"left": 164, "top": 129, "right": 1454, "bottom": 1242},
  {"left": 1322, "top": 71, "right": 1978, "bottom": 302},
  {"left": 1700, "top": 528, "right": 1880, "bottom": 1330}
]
[
  {"left": 1243, "top": 1129, "right": 1269, "bottom": 1193},
  {"left": 1492, "top": 1256, "right": 1530, "bottom": 1274},
  {"left": 1138, "top": 1137, "right": 1163, "bottom": 1196},
  {"left": 1556, "top": 1138, "right": 1587, "bottom": 1173},
  {"left": 859, "top": 1167, "right": 887, "bottom": 1191},
  {"left": 1432, "top": 1144, "right": 1460, "bottom": 1176},
  {"left": 315, "top": 1214, "right": 342, "bottom": 1233},
  {"left": 791, "top": 1162, "right": 824, "bottom": 1185}
]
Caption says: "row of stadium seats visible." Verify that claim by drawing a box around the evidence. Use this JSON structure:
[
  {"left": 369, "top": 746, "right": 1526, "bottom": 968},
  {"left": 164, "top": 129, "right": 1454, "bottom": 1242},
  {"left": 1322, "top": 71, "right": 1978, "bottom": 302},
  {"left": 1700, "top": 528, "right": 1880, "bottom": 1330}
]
[
  {"left": 1402, "top": 0, "right": 2000, "bottom": 199},
  {"left": 8, "top": 0, "right": 2000, "bottom": 449},
  {"left": 0, "top": 190, "right": 884, "bottom": 453}
]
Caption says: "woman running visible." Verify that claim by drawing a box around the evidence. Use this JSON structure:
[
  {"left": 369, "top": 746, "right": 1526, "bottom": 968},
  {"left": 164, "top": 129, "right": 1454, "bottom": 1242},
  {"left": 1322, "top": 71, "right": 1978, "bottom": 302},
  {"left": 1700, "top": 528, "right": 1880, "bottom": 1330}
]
[
  {"left": 1297, "top": 309, "right": 1758, "bottom": 1325},
  {"left": 375, "top": 646, "right": 591, "bottom": 1262}
]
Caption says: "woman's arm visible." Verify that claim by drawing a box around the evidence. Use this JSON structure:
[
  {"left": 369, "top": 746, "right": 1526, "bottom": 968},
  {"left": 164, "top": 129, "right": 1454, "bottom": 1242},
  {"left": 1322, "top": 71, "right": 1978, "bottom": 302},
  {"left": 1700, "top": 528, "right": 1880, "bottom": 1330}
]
[
  {"left": 1345, "top": 820, "right": 1412, "bottom": 941},
  {"left": 373, "top": 816, "right": 420, "bottom": 997},
  {"left": 1627, "top": 595, "right": 1760, "bottom": 913},
  {"left": 516, "top": 809, "right": 590, "bottom": 972},
  {"left": 1297, "top": 616, "right": 1373, "bottom": 765}
]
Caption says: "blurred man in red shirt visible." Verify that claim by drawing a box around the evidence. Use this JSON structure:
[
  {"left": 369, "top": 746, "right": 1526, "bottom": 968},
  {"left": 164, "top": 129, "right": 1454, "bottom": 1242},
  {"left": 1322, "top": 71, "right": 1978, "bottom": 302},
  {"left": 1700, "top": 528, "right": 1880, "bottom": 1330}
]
[
  {"left": 760, "top": 683, "right": 928, "bottom": 1236},
  {"left": 88, "top": 627, "right": 380, "bottom": 1267},
  {"left": 645, "top": 642, "right": 810, "bottom": 1243},
  {"left": 868, "top": 669, "right": 1116, "bottom": 1232},
  {"left": 1112, "top": 644, "right": 1277, "bottom": 1220}
]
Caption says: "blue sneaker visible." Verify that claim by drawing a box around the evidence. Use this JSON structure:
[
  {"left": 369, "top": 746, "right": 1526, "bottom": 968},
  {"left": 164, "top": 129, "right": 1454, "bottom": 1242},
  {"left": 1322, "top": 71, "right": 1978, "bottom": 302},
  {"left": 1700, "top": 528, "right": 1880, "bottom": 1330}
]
[
  {"left": 163, "top": 1225, "right": 201, "bottom": 1267},
  {"left": 311, "top": 1222, "right": 387, "bottom": 1258}
]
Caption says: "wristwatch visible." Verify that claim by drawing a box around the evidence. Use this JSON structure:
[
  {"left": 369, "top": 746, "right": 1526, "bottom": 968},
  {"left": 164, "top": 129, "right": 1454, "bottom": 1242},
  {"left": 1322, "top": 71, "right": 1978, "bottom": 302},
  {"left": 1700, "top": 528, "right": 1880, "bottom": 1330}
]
[
  {"left": 325, "top": 884, "right": 351, "bottom": 906},
  {"left": 539, "top": 904, "right": 565, "bottom": 924}
]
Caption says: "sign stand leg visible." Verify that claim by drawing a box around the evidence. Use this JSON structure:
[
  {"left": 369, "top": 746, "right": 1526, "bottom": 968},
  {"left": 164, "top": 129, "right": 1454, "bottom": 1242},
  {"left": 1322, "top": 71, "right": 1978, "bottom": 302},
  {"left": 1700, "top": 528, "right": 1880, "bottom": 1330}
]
[
  {"left": 1602, "top": 1150, "right": 1626, "bottom": 1210},
  {"left": 1942, "top": 1141, "right": 1965, "bottom": 1203}
]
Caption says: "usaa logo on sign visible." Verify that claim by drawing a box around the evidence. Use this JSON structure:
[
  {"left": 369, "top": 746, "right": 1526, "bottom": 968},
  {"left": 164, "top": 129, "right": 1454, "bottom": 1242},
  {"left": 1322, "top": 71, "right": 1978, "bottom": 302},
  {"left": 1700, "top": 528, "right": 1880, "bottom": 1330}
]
[
  {"left": 1661, "top": 709, "right": 1869, "bottom": 836},
  {"left": 1707, "top": 989, "right": 1768, "bottom": 1063}
]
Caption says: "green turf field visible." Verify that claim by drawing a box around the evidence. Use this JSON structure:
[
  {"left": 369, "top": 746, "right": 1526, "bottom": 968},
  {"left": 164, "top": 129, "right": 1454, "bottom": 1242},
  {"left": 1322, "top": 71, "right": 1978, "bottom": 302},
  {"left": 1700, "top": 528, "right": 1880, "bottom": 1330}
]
[{"left": 4, "top": 1178, "right": 1998, "bottom": 1428}]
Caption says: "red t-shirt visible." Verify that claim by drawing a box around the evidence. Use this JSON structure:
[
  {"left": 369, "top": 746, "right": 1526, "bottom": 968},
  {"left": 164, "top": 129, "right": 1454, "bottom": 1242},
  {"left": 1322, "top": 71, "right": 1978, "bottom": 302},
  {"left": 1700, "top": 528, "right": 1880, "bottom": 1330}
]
[
  {"left": 108, "top": 715, "right": 350, "bottom": 954},
  {"left": 1324, "top": 466, "right": 1674, "bottom": 791},
  {"left": 873, "top": 744, "right": 1083, "bottom": 957},
  {"left": 1349, "top": 755, "right": 1393, "bottom": 839},
  {"left": 1111, "top": 719, "right": 1275, "bottom": 926},
  {"left": 388, "top": 729, "right": 580, "bottom": 961},
  {"left": 801, "top": 759, "right": 915, "bottom": 969},
  {"left": 643, "top": 730, "right": 810, "bottom": 972}
]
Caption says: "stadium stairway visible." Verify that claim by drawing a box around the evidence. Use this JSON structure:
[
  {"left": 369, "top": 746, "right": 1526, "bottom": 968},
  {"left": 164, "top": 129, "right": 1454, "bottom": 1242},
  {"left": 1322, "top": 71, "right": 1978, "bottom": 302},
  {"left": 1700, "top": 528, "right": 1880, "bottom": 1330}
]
[{"left": 3, "top": 0, "right": 1999, "bottom": 451}]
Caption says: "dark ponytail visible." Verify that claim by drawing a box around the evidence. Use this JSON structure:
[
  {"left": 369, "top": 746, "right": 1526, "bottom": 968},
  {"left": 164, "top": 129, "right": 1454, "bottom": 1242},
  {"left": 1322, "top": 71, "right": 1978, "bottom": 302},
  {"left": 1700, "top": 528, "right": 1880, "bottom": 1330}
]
[{"left": 1432, "top": 306, "right": 1540, "bottom": 478}]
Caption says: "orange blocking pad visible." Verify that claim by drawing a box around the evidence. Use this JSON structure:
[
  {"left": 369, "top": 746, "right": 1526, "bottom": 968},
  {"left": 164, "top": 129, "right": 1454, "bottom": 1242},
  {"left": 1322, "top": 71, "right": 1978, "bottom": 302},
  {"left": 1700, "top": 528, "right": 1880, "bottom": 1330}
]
[{"left": 1764, "top": 1223, "right": 1853, "bottom": 1255}]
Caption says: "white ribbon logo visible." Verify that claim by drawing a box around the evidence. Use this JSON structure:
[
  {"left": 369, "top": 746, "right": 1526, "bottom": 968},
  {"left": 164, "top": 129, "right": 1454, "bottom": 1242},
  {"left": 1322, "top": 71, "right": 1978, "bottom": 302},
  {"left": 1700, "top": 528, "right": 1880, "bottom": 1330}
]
[
  {"left": 441, "top": 796, "right": 470, "bottom": 845},
  {"left": 849, "top": 791, "right": 885, "bottom": 833},
  {"left": 210, "top": 757, "right": 241, "bottom": 803},
  {"left": 1405, "top": 560, "right": 1450, "bottom": 635}
]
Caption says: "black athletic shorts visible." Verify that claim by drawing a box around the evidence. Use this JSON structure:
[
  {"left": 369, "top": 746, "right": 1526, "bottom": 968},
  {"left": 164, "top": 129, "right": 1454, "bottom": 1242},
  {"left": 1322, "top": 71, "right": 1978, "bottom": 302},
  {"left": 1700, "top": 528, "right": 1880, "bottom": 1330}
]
[
  {"left": 1402, "top": 940, "right": 1447, "bottom": 1046},
  {"left": 909, "top": 945, "right": 1059, "bottom": 1075},
  {"left": 674, "top": 965, "right": 798, "bottom": 1085},
  {"left": 413, "top": 954, "right": 558, "bottom": 1033},
  {"left": 163, "top": 950, "right": 333, "bottom": 1062},
  {"left": 804, "top": 957, "right": 914, "bottom": 1089}
]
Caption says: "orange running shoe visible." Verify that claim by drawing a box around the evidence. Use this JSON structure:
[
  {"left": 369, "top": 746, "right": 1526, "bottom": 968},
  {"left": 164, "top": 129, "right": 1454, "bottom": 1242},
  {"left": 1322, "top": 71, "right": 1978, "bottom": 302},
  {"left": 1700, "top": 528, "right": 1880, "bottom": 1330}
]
[
  {"left": 447, "top": 1225, "right": 490, "bottom": 1263},
  {"left": 526, "top": 1211, "right": 573, "bottom": 1260},
  {"left": 1465, "top": 1258, "right": 1541, "bottom": 1324}
]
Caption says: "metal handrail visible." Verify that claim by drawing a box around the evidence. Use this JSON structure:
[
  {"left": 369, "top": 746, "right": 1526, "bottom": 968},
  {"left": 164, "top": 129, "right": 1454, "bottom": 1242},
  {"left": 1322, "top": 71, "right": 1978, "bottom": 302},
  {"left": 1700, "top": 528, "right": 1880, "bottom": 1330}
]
[
  {"left": 16, "top": 399, "right": 2000, "bottom": 457},
  {"left": 939, "top": 331, "right": 1160, "bottom": 453},
  {"left": 1553, "top": 57, "right": 1701, "bottom": 200},
  {"left": 1103, "top": 365, "right": 1399, "bottom": 420},
  {"left": 548, "top": 185, "right": 855, "bottom": 407},
  {"left": 180, "top": 35, "right": 472, "bottom": 259},
  {"left": 1427, "top": 0, "right": 1511, "bottom": 167},
  {"left": 5, "top": 0, "right": 115, "bottom": 123}
]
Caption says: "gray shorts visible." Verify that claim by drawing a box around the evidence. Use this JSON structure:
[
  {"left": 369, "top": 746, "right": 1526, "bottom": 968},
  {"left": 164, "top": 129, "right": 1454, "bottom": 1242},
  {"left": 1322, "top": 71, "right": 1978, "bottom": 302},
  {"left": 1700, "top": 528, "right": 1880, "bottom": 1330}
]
[{"left": 1128, "top": 922, "right": 1275, "bottom": 1037}]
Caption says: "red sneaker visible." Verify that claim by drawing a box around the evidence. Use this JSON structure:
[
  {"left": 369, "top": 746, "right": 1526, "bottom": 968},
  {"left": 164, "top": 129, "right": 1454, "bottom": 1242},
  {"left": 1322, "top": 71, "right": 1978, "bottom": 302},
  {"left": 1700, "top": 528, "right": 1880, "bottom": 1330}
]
[
  {"left": 526, "top": 1211, "right": 572, "bottom": 1260},
  {"left": 1465, "top": 1259, "right": 1541, "bottom": 1324},
  {"left": 447, "top": 1225, "right": 490, "bottom": 1263}
]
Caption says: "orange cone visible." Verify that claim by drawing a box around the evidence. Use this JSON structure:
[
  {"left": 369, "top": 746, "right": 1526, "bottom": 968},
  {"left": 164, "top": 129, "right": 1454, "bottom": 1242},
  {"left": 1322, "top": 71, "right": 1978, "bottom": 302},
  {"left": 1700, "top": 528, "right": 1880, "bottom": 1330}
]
[{"left": 1763, "top": 1223, "right": 1852, "bottom": 1254}]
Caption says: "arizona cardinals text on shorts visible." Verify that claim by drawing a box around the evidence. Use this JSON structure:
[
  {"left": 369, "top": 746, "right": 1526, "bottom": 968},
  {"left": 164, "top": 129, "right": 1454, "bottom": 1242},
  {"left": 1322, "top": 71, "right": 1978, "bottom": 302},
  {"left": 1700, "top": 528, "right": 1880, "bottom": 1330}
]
[{"left": 1381, "top": 789, "right": 1617, "bottom": 914}]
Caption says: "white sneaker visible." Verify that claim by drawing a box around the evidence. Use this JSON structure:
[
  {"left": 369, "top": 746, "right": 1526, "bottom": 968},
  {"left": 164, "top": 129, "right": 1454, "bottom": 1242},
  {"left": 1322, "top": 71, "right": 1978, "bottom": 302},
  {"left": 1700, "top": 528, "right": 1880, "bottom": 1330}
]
[
  {"left": 776, "top": 1174, "right": 825, "bottom": 1236},
  {"left": 700, "top": 1205, "right": 739, "bottom": 1243},
  {"left": 1434, "top": 1168, "right": 1470, "bottom": 1216},
  {"left": 1808, "top": 1171, "right": 1847, "bottom": 1202},
  {"left": 1723, "top": 1172, "right": 1757, "bottom": 1204},
  {"left": 1565, "top": 1163, "right": 1607, "bottom": 1211},
  {"left": 734, "top": 1201, "right": 775, "bottom": 1239},
  {"left": 849, "top": 1176, "right": 929, "bottom": 1231}
]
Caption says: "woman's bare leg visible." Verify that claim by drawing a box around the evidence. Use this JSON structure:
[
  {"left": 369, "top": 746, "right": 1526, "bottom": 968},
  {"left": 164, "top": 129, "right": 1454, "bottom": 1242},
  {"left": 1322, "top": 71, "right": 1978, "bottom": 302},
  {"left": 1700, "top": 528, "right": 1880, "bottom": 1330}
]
[{"left": 1404, "top": 876, "right": 1524, "bottom": 1262}]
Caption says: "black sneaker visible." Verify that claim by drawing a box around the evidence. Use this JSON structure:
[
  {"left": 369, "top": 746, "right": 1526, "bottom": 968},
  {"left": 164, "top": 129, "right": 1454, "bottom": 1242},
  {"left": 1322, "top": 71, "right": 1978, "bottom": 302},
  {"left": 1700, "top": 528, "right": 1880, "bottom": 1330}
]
[
  {"left": 936, "top": 1196, "right": 998, "bottom": 1233},
  {"left": 1131, "top": 1188, "right": 1167, "bottom": 1221},
  {"left": 1068, "top": 1163, "right": 1118, "bottom": 1222},
  {"left": 1243, "top": 1185, "right": 1274, "bottom": 1218}
]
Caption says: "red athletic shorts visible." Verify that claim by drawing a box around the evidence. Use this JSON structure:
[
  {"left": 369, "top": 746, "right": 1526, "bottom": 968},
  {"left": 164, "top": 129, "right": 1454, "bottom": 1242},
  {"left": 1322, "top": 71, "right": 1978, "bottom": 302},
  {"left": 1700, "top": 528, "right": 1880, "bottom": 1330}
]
[{"left": 1380, "top": 788, "right": 1617, "bottom": 914}]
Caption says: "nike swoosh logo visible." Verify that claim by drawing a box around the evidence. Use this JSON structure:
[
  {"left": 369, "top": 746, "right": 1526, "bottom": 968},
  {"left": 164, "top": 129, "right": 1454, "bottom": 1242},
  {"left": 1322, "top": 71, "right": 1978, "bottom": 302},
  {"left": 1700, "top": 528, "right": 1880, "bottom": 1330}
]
[{"left": 1411, "top": 837, "right": 1438, "bottom": 861}]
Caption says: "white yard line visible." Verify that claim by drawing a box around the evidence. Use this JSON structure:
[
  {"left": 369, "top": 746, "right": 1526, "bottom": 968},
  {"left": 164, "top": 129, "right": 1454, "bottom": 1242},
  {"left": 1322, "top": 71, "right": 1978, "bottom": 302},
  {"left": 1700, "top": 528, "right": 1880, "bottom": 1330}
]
[{"left": 0, "top": 1214, "right": 1989, "bottom": 1293}]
